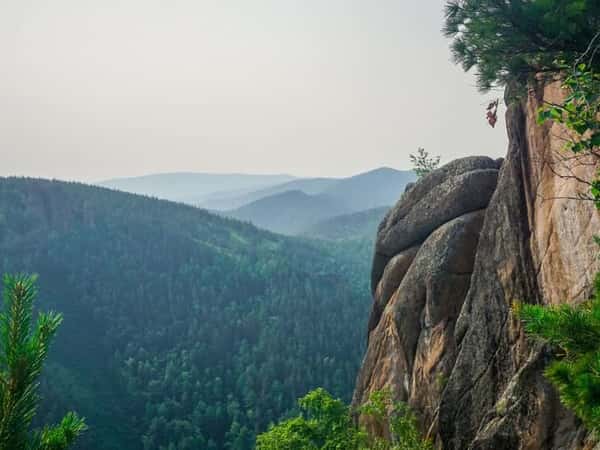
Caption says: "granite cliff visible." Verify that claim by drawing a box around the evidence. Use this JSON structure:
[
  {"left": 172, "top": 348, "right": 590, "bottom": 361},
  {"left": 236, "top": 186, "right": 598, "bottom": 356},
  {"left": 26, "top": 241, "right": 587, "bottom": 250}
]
[{"left": 353, "top": 79, "right": 600, "bottom": 450}]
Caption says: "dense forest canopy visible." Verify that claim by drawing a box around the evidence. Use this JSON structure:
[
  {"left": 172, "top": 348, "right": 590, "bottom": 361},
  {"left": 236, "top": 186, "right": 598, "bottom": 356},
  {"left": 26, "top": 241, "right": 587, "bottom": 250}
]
[{"left": 0, "top": 177, "right": 372, "bottom": 450}]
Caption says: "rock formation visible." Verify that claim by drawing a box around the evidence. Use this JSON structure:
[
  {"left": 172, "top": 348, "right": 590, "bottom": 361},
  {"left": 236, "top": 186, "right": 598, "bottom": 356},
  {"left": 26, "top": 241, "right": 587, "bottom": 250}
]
[{"left": 353, "top": 78, "right": 600, "bottom": 450}]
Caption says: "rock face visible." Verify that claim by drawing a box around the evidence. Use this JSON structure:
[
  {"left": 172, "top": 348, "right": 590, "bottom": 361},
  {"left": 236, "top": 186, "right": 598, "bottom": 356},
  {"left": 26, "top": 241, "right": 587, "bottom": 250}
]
[{"left": 353, "top": 78, "right": 600, "bottom": 450}]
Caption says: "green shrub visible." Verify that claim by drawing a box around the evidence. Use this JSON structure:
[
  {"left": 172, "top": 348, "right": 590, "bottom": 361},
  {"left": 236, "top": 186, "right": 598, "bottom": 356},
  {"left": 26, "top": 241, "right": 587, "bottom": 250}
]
[{"left": 256, "top": 388, "right": 432, "bottom": 450}]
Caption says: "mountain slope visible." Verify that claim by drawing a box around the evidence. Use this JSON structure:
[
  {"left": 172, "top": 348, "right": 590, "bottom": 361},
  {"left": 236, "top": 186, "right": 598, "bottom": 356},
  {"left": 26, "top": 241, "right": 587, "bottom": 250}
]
[
  {"left": 97, "top": 172, "right": 295, "bottom": 205},
  {"left": 199, "top": 178, "right": 337, "bottom": 211},
  {"left": 320, "top": 167, "right": 415, "bottom": 211},
  {"left": 223, "top": 168, "right": 415, "bottom": 235},
  {"left": 203, "top": 168, "right": 415, "bottom": 213},
  {"left": 228, "top": 190, "right": 350, "bottom": 235},
  {"left": 0, "top": 177, "right": 369, "bottom": 450},
  {"left": 301, "top": 207, "right": 389, "bottom": 241}
]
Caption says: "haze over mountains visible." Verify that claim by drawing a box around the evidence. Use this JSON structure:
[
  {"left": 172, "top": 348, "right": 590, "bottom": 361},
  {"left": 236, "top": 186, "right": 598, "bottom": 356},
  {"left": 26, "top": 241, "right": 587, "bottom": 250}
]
[
  {"left": 301, "top": 207, "right": 389, "bottom": 241},
  {"left": 97, "top": 173, "right": 296, "bottom": 205},
  {"left": 99, "top": 167, "right": 415, "bottom": 236}
]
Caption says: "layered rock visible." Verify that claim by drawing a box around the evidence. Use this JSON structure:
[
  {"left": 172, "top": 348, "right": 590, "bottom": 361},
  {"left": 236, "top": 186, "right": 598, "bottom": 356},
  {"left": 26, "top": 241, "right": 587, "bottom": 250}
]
[{"left": 354, "top": 78, "right": 600, "bottom": 450}]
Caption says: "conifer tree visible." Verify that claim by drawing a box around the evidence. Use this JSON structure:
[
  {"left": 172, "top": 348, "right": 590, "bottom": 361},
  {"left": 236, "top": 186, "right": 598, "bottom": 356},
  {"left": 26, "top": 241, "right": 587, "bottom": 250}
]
[
  {"left": 515, "top": 276, "right": 600, "bottom": 433},
  {"left": 0, "top": 274, "right": 86, "bottom": 450},
  {"left": 443, "top": 0, "right": 600, "bottom": 90}
]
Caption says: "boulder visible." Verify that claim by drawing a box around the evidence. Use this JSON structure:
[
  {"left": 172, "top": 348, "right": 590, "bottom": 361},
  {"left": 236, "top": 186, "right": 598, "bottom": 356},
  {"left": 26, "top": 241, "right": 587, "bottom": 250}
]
[
  {"left": 372, "top": 157, "right": 500, "bottom": 293},
  {"left": 369, "top": 245, "right": 420, "bottom": 334},
  {"left": 354, "top": 210, "right": 487, "bottom": 434}
]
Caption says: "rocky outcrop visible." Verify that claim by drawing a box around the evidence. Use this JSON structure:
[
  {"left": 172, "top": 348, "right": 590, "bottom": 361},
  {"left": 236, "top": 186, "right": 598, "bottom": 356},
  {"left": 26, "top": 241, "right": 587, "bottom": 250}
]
[
  {"left": 354, "top": 78, "right": 600, "bottom": 450},
  {"left": 371, "top": 157, "right": 500, "bottom": 295},
  {"left": 355, "top": 156, "right": 501, "bottom": 436}
]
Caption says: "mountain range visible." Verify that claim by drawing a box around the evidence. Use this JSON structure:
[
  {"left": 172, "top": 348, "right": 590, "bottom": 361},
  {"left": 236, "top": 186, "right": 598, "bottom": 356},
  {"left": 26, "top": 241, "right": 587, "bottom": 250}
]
[
  {"left": 97, "top": 172, "right": 296, "bottom": 205},
  {"left": 99, "top": 167, "right": 415, "bottom": 237}
]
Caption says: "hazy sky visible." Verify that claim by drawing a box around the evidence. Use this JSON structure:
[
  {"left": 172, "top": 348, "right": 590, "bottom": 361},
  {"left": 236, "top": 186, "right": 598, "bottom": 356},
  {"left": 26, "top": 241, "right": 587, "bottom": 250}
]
[{"left": 1, "top": 0, "right": 507, "bottom": 182}]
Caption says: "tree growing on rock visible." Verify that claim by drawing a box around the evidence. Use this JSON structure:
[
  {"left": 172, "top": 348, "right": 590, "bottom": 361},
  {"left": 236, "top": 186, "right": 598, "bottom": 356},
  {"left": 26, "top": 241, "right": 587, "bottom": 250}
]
[
  {"left": 255, "top": 388, "right": 432, "bottom": 450},
  {"left": 514, "top": 275, "right": 600, "bottom": 433},
  {"left": 516, "top": 36, "right": 600, "bottom": 436},
  {"left": 0, "top": 274, "right": 87, "bottom": 450},
  {"left": 409, "top": 148, "right": 440, "bottom": 178},
  {"left": 443, "top": 0, "right": 600, "bottom": 91}
]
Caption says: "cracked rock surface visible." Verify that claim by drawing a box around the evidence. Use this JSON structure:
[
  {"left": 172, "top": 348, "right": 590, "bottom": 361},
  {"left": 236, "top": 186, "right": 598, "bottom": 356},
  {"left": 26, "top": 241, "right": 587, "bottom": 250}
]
[{"left": 353, "top": 79, "right": 600, "bottom": 450}]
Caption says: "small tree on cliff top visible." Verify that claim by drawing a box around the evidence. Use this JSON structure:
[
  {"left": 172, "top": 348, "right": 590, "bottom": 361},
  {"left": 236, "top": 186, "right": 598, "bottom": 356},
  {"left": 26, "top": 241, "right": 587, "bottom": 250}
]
[
  {"left": 0, "top": 274, "right": 87, "bottom": 450},
  {"left": 410, "top": 148, "right": 440, "bottom": 179}
]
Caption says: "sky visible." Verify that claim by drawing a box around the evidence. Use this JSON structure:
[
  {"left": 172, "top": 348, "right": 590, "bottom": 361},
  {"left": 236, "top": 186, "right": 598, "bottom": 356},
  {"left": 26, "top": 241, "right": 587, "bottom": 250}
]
[{"left": 1, "top": 0, "right": 507, "bottom": 182}]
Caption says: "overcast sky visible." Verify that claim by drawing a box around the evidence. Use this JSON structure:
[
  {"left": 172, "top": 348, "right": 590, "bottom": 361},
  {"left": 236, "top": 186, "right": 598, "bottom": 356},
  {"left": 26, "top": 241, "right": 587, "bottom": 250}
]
[{"left": 1, "top": 0, "right": 507, "bottom": 182}]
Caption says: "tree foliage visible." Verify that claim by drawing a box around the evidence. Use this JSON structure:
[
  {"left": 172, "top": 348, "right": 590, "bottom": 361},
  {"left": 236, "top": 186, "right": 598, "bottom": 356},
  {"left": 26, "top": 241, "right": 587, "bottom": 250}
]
[
  {"left": 409, "top": 148, "right": 440, "bottom": 178},
  {"left": 443, "top": 0, "right": 600, "bottom": 91},
  {"left": 514, "top": 273, "right": 600, "bottom": 433},
  {"left": 256, "top": 388, "right": 367, "bottom": 450},
  {"left": 0, "top": 274, "right": 86, "bottom": 450},
  {"left": 256, "top": 389, "right": 432, "bottom": 450},
  {"left": 538, "top": 60, "right": 600, "bottom": 205},
  {"left": 359, "top": 390, "right": 432, "bottom": 450}
]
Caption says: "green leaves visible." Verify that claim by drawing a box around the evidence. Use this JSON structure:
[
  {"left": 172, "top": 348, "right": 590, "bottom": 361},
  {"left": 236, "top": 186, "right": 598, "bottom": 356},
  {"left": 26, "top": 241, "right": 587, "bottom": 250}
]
[
  {"left": 256, "top": 388, "right": 432, "bottom": 450},
  {"left": 514, "top": 270, "right": 600, "bottom": 433},
  {"left": 256, "top": 388, "right": 366, "bottom": 450},
  {"left": 536, "top": 62, "right": 600, "bottom": 205},
  {"left": 359, "top": 390, "right": 433, "bottom": 450},
  {"left": 0, "top": 274, "right": 86, "bottom": 450},
  {"left": 515, "top": 300, "right": 600, "bottom": 355},
  {"left": 527, "top": 59, "right": 600, "bottom": 430},
  {"left": 409, "top": 148, "right": 440, "bottom": 179},
  {"left": 443, "top": 0, "right": 600, "bottom": 91},
  {"left": 33, "top": 412, "right": 88, "bottom": 450}
]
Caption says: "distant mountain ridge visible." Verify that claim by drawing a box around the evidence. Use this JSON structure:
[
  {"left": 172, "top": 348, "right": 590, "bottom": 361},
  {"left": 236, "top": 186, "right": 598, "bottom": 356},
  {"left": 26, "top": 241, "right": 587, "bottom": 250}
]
[
  {"left": 199, "top": 177, "right": 338, "bottom": 211},
  {"left": 98, "top": 167, "right": 416, "bottom": 237},
  {"left": 97, "top": 172, "right": 296, "bottom": 204},
  {"left": 229, "top": 190, "right": 350, "bottom": 235},
  {"left": 225, "top": 168, "right": 415, "bottom": 235},
  {"left": 318, "top": 167, "right": 413, "bottom": 211},
  {"left": 202, "top": 167, "right": 414, "bottom": 213}
]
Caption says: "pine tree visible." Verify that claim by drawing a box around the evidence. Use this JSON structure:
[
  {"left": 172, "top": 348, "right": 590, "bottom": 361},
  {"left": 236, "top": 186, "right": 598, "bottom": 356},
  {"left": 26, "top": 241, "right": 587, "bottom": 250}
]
[
  {"left": 0, "top": 274, "right": 87, "bottom": 450},
  {"left": 515, "top": 276, "right": 600, "bottom": 433},
  {"left": 443, "top": 0, "right": 600, "bottom": 90}
]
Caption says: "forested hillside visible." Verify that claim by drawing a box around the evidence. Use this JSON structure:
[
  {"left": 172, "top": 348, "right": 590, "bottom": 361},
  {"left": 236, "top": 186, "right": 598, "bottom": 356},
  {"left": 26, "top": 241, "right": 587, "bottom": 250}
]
[
  {"left": 228, "top": 190, "right": 349, "bottom": 235},
  {"left": 302, "top": 207, "right": 389, "bottom": 241},
  {"left": 0, "top": 177, "right": 371, "bottom": 450}
]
